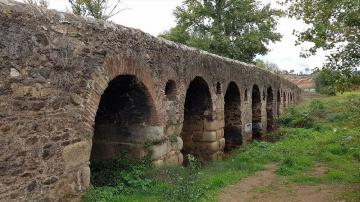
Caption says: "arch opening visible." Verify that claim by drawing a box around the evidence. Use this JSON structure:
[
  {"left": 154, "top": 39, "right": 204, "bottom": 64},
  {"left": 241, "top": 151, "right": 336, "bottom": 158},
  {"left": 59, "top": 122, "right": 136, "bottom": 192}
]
[
  {"left": 252, "top": 85, "right": 262, "bottom": 140},
  {"left": 283, "top": 92, "right": 287, "bottom": 108},
  {"left": 216, "top": 82, "right": 222, "bottom": 94},
  {"left": 224, "top": 82, "right": 242, "bottom": 152},
  {"left": 90, "top": 75, "right": 159, "bottom": 186},
  {"left": 165, "top": 80, "right": 177, "bottom": 100},
  {"left": 277, "top": 90, "right": 281, "bottom": 117},
  {"left": 266, "top": 87, "right": 274, "bottom": 131},
  {"left": 181, "top": 77, "right": 212, "bottom": 163}
]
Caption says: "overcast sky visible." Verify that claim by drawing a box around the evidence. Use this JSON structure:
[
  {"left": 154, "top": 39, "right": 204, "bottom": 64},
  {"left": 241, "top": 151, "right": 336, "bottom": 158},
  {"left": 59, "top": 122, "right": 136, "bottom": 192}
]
[{"left": 35, "top": 0, "right": 327, "bottom": 73}]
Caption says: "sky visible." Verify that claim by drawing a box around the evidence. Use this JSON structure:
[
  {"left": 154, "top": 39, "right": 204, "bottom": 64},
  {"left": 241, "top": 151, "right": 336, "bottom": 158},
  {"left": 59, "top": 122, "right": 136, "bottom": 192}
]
[{"left": 29, "top": 0, "right": 328, "bottom": 73}]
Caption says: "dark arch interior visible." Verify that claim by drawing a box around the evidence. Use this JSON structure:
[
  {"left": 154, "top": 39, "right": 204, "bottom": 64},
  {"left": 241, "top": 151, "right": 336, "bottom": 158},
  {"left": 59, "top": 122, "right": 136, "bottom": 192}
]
[
  {"left": 216, "top": 82, "right": 222, "bottom": 94},
  {"left": 224, "top": 82, "right": 242, "bottom": 152},
  {"left": 277, "top": 90, "right": 281, "bottom": 117},
  {"left": 266, "top": 87, "right": 274, "bottom": 131},
  {"left": 252, "top": 85, "right": 262, "bottom": 140},
  {"left": 181, "top": 77, "right": 212, "bottom": 162},
  {"left": 165, "top": 80, "right": 177, "bottom": 100},
  {"left": 90, "top": 75, "right": 158, "bottom": 184},
  {"left": 283, "top": 92, "right": 287, "bottom": 108}
]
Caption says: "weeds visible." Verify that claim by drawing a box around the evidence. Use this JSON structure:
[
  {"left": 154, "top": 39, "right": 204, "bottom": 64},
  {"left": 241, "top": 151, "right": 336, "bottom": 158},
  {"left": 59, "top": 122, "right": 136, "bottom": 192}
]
[{"left": 83, "top": 92, "right": 360, "bottom": 202}]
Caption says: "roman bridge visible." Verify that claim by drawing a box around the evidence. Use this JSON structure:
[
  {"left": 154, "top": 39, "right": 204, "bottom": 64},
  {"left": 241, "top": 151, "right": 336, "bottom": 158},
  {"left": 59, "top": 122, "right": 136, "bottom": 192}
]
[{"left": 0, "top": 1, "right": 301, "bottom": 201}]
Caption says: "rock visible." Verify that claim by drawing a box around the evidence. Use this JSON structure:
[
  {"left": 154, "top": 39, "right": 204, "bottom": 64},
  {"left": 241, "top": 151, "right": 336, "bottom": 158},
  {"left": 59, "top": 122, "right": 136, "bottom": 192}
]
[
  {"left": 150, "top": 142, "right": 170, "bottom": 160},
  {"left": 27, "top": 181, "right": 37, "bottom": 192},
  {"left": 10, "top": 68, "right": 20, "bottom": 77},
  {"left": 80, "top": 166, "right": 90, "bottom": 188},
  {"left": 63, "top": 140, "right": 91, "bottom": 170},
  {"left": 43, "top": 176, "right": 58, "bottom": 185}
]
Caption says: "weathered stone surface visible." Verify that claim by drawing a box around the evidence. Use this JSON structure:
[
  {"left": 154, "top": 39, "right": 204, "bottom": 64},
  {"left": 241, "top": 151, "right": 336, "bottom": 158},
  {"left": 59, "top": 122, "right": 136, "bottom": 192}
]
[
  {"left": 150, "top": 142, "right": 170, "bottom": 160},
  {"left": 63, "top": 141, "right": 91, "bottom": 170},
  {"left": 0, "top": 0, "right": 301, "bottom": 201}
]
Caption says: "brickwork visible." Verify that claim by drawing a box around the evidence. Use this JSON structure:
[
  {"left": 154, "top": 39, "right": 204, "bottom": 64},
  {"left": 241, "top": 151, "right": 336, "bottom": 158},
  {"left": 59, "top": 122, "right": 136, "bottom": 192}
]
[{"left": 0, "top": 1, "right": 301, "bottom": 201}]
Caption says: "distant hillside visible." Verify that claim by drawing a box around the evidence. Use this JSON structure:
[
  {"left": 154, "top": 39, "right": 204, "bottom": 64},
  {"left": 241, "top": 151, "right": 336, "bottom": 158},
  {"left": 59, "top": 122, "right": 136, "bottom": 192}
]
[{"left": 281, "top": 74, "right": 315, "bottom": 90}]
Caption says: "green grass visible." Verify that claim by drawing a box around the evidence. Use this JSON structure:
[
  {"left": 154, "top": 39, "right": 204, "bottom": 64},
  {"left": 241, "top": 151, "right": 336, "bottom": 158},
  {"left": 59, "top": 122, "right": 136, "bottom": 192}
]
[{"left": 83, "top": 92, "right": 360, "bottom": 202}]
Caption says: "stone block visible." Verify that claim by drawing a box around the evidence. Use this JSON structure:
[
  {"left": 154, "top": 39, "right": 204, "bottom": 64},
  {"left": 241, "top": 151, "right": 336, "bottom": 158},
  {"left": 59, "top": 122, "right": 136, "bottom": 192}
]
[
  {"left": 63, "top": 140, "right": 91, "bottom": 170},
  {"left": 196, "top": 141, "right": 220, "bottom": 152},
  {"left": 204, "top": 119, "right": 222, "bottom": 131},
  {"left": 153, "top": 159, "right": 164, "bottom": 167},
  {"left": 216, "top": 129, "right": 224, "bottom": 139},
  {"left": 194, "top": 131, "right": 217, "bottom": 142},
  {"left": 219, "top": 138, "right": 225, "bottom": 150},
  {"left": 150, "top": 142, "right": 170, "bottom": 160},
  {"left": 164, "top": 151, "right": 182, "bottom": 166},
  {"left": 173, "top": 137, "right": 183, "bottom": 151},
  {"left": 80, "top": 166, "right": 90, "bottom": 189}
]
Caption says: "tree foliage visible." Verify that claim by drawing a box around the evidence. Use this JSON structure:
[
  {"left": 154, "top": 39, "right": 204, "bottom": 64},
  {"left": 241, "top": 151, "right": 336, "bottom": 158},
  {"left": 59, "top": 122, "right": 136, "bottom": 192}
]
[
  {"left": 160, "top": 0, "right": 282, "bottom": 63},
  {"left": 69, "top": 0, "right": 122, "bottom": 20},
  {"left": 281, "top": 0, "right": 360, "bottom": 71},
  {"left": 255, "top": 59, "right": 280, "bottom": 73},
  {"left": 314, "top": 68, "right": 360, "bottom": 95}
]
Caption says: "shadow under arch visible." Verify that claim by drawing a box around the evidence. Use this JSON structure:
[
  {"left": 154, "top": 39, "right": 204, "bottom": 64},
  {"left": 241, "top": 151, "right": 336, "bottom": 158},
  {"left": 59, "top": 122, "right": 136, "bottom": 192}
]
[
  {"left": 181, "top": 76, "right": 213, "bottom": 163},
  {"left": 224, "top": 81, "right": 242, "bottom": 152},
  {"left": 266, "top": 86, "right": 274, "bottom": 131},
  {"left": 252, "top": 84, "right": 262, "bottom": 140},
  {"left": 90, "top": 75, "right": 161, "bottom": 185}
]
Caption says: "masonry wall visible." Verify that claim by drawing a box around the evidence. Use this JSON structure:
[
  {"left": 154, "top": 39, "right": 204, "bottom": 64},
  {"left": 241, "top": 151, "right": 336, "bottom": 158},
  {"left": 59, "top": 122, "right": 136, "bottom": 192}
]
[{"left": 0, "top": 1, "right": 301, "bottom": 201}]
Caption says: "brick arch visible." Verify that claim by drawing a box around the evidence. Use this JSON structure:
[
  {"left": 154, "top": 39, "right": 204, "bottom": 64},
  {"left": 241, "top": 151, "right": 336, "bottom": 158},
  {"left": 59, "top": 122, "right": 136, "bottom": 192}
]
[
  {"left": 79, "top": 54, "right": 165, "bottom": 185},
  {"left": 83, "top": 55, "right": 163, "bottom": 128},
  {"left": 183, "top": 75, "right": 218, "bottom": 111}
]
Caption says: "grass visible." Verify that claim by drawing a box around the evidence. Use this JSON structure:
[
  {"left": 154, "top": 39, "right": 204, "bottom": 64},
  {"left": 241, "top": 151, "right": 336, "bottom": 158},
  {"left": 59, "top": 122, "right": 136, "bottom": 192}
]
[{"left": 83, "top": 92, "right": 360, "bottom": 202}]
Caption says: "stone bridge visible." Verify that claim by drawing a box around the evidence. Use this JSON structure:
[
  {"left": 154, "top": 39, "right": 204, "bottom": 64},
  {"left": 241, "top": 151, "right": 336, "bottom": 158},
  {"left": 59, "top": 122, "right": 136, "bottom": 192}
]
[{"left": 0, "top": 1, "right": 301, "bottom": 201}]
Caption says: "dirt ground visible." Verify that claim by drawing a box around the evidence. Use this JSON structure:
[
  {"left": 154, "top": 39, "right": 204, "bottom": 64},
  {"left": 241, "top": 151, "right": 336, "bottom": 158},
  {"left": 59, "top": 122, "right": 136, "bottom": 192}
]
[{"left": 218, "top": 164, "right": 356, "bottom": 202}]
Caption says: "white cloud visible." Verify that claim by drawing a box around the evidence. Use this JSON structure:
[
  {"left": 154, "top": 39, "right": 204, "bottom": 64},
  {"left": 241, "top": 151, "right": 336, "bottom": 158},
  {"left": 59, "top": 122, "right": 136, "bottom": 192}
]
[{"left": 25, "top": 0, "right": 328, "bottom": 73}]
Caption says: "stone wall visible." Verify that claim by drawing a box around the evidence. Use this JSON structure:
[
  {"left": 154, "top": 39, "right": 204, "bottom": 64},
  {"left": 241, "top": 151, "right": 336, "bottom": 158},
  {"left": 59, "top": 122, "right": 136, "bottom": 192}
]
[{"left": 0, "top": 0, "right": 301, "bottom": 201}]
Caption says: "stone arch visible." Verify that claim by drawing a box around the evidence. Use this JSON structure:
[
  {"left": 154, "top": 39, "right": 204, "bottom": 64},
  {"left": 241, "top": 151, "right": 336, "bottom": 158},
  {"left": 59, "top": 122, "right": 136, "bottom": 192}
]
[
  {"left": 224, "top": 81, "right": 242, "bottom": 152},
  {"left": 266, "top": 86, "right": 274, "bottom": 131},
  {"left": 277, "top": 89, "right": 281, "bottom": 117},
  {"left": 80, "top": 55, "right": 165, "bottom": 186},
  {"left": 181, "top": 76, "right": 213, "bottom": 162},
  {"left": 90, "top": 75, "right": 161, "bottom": 183},
  {"left": 252, "top": 84, "right": 262, "bottom": 140}
]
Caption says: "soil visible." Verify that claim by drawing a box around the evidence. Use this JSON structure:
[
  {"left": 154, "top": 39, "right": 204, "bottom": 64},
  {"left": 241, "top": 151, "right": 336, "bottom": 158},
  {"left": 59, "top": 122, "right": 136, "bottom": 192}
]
[{"left": 218, "top": 164, "right": 355, "bottom": 202}]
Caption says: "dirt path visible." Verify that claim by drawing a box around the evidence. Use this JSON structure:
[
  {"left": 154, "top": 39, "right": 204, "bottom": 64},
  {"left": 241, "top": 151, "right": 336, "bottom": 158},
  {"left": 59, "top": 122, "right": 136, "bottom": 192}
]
[{"left": 218, "top": 164, "right": 352, "bottom": 202}]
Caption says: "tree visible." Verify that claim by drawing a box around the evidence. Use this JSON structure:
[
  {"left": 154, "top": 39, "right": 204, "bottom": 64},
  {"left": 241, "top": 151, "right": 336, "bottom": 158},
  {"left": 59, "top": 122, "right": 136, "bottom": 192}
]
[
  {"left": 305, "top": 67, "right": 310, "bottom": 75},
  {"left": 69, "top": 0, "right": 122, "bottom": 20},
  {"left": 160, "top": 0, "right": 282, "bottom": 63},
  {"left": 24, "top": 0, "right": 49, "bottom": 8},
  {"left": 314, "top": 67, "right": 359, "bottom": 95},
  {"left": 255, "top": 59, "right": 280, "bottom": 73},
  {"left": 281, "top": 0, "right": 360, "bottom": 71}
]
